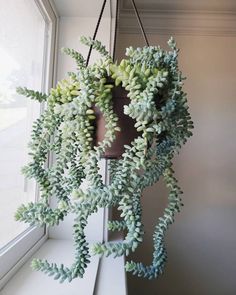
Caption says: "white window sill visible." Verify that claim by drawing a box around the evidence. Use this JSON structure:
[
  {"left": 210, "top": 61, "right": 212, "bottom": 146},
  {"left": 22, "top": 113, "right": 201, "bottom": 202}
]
[
  {"left": 0, "top": 239, "right": 127, "bottom": 295},
  {"left": 0, "top": 239, "right": 99, "bottom": 295},
  {"left": 94, "top": 252, "right": 127, "bottom": 295}
]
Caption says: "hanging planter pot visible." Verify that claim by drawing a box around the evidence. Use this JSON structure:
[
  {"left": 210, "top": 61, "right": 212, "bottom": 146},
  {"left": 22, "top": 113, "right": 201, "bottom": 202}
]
[
  {"left": 94, "top": 79, "right": 140, "bottom": 158},
  {"left": 86, "top": 0, "right": 153, "bottom": 159}
]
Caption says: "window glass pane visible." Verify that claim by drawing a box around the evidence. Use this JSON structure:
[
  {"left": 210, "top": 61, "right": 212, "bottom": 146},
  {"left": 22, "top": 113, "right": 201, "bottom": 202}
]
[{"left": 0, "top": 0, "right": 46, "bottom": 248}]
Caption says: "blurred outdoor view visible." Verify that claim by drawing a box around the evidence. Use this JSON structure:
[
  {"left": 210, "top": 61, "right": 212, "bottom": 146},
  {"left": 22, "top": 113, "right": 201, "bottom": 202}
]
[{"left": 0, "top": 0, "right": 46, "bottom": 249}]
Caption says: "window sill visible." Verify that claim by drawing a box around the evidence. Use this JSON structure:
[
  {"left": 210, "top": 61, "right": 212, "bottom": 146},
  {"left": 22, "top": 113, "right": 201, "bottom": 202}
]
[
  {"left": 94, "top": 251, "right": 127, "bottom": 295},
  {"left": 0, "top": 239, "right": 99, "bottom": 295},
  {"left": 0, "top": 238, "right": 127, "bottom": 295}
]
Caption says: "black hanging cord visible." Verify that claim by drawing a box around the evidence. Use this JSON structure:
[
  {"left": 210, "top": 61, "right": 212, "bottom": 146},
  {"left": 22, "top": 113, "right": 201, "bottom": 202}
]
[
  {"left": 112, "top": 0, "right": 120, "bottom": 62},
  {"left": 130, "top": 0, "right": 149, "bottom": 46},
  {"left": 87, "top": 0, "right": 149, "bottom": 66},
  {"left": 113, "top": 0, "right": 149, "bottom": 61},
  {"left": 86, "top": 0, "right": 107, "bottom": 66}
]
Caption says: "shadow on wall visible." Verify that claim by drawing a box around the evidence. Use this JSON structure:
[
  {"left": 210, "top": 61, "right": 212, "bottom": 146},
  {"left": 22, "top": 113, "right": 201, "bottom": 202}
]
[
  {"left": 128, "top": 169, "right": 236, "bottom": 295},
  {"left": 116, "top": 33, "right": 236, "bottom": 295},
  {"left": 126, "top": 179, "right": 198, "bottom": 295}
]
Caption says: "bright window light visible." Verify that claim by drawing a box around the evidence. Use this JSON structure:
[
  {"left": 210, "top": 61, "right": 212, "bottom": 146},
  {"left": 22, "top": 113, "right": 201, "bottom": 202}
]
[{"left": 0, "top": 0, "right": 46, "bottom": 249}]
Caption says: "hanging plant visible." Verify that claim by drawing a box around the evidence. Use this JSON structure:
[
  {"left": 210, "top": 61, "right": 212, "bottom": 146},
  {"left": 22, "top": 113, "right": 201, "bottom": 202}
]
[{"left": 15, "top": 36, "right": 193, "bottom": 282}]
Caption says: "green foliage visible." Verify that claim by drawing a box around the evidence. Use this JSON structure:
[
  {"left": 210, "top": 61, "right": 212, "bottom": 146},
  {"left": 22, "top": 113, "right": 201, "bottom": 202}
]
[
  {"left": 15, "top": 202, "right": 66, "bottom": 226},
  {"left": 61, "top": 47, "right": 85, "bottom": 68},
  {"left": 16, "top": 86, "right": 47, "bottom": 102},
  {"left": 108, "top": 220, "right": 127, "bottom": 231},
  {"left": 31, "top": 214, "right": 90, "bottom": 282},
  {"left": 80, "top": 36, "right": 110, "bottom": 58},
  {"left": 16, "top": 36, "right": 193, "bottom": 282}
]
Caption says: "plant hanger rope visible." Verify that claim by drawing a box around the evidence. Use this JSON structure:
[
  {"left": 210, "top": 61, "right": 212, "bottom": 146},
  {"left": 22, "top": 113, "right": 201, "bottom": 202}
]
[
  {"left": 130, "top": 0, "right": 149, "bottom": 46},
  {"left": 87, "top": 0, "right": 149, "bottom": 65},
  {"left": 86, "top": 0, "right": 107, "bottom": 66}
]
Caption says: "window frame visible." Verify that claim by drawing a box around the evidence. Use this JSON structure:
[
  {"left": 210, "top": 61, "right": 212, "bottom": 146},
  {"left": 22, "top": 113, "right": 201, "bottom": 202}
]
[{"left": 0, "top": 0, "right": 58, "bottom": 288}]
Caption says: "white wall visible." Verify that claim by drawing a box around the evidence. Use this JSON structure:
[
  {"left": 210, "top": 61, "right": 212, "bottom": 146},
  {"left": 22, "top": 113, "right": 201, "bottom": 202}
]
[
  {"left": 49, "top": 16, "right": 112, "bottom": 241},
  {"left": 116, "top": 33, "right": 236, "bottom": 295}
]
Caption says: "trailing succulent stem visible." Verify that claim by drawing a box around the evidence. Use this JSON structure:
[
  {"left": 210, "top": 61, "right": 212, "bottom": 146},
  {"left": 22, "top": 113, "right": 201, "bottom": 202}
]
[{"left": 16, "top": 36, "right": 193, "bottom": 282}]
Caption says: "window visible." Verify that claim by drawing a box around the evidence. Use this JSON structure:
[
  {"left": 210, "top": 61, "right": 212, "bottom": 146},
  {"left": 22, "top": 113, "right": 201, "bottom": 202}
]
[{"left": 0, "top": 0, "right": 57, "bottom": 283}]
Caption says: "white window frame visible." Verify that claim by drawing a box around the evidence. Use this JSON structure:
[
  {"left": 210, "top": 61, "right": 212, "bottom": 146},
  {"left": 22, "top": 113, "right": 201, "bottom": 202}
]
[
  {"left": 0, "top": 0, "right": 58, "bottom": 288},
  {"left": 0, "top": 2, "right": 128, "bottom": 293}
]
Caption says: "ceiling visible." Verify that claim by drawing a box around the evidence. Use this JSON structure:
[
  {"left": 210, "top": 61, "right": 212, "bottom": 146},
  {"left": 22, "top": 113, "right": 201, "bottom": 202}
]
[
  {"left": 52, "top": 0, "right": 236, "bottom": 36},
  {"left": 52, "top": 0, "right": 111, "bottom": 17},
  {"left": 53, "top": 0, "right": 236, "bottom": 17},
  {"left": 121, "top": 0, "right": 236, "bottom": 14}
]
